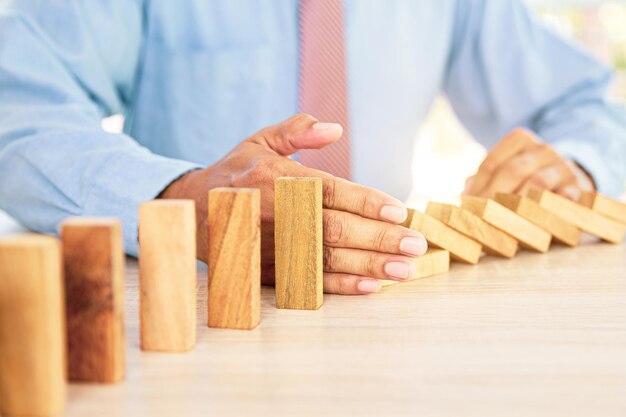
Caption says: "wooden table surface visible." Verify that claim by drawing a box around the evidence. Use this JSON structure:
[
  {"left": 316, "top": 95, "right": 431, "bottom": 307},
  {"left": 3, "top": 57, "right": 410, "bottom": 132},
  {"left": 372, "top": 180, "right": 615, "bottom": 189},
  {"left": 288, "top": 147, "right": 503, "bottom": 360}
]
[{"left": 64, "top": 240, "right": 626, "bottom": 417}]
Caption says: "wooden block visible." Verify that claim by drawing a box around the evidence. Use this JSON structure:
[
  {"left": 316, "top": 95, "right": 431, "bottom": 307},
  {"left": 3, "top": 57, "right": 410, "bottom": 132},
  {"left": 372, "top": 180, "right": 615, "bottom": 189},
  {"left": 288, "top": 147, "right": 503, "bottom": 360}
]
[
  {"left": 426, "top": 202, "right": 518, "bottom": 258},
  {"left": 208, "top": 188, "right": 261, "bottom": 330},
  {"left": 528, "top": 189, "right": 625, "bottom": 244},
  {"left": 495, "top": 193, "right": 581, "bottom": 247},
  {"left": 380, "top": 249, "right": 450, "bottom": 287},
  {"left": 61, "top": 218, "right": 125, "bottom": 383},
  {"left": 275, "top": 177, "right": 323, "bottom": 310},
  {"left": 579, "top": 191, "right": 626, "bottom": 225},
  {"left": 139, "top": 200, "right": 197, "bottom": 352},
  {"left": 462, "top": 196, "right": 552, "bottom": 253},
  {"left": 403, "top": 209, "right": 482, "bottom": 264},
  {"left": 0, "top": 234, "right": 66, "bottom": 417}
]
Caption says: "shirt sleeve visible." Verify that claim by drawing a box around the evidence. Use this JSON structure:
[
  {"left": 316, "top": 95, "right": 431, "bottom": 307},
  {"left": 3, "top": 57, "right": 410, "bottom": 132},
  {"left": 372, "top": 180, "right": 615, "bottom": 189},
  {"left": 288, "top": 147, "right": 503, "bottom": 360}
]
[
  {"left": 0, "top": 1, "right": 201, "bottom": 256},
  {"left": 444, "top": 0, "right": 626, "bottom": 197}
]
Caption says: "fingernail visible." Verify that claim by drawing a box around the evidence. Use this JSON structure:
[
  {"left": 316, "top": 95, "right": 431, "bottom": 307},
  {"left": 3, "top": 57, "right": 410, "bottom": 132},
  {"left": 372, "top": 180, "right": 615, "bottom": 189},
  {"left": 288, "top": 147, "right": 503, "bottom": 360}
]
[
  {"left": 312, "top": 122, "right": 342, "bottom": 134},
  {"left": 399, "top": 235, "right": 428, "bottom": 256},
  {"left": 357, "top": 279, "right": 381, "bottom": 293},
  {"left": 384, "top": 261, "right": 412, "bottom": 280},
  {"left": 380, "top": 205, "right": 407, "bottom": 223}
]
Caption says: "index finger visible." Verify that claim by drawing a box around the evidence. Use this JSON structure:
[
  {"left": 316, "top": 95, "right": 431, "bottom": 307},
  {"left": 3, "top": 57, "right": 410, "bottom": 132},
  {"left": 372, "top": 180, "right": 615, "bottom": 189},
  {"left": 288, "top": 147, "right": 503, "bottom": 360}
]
[
  {"left": 468, "top": 128, "right": 541, "bottom": 195},
  {"left": 291, "top": 164, "right": 408, "bottom": 224}
]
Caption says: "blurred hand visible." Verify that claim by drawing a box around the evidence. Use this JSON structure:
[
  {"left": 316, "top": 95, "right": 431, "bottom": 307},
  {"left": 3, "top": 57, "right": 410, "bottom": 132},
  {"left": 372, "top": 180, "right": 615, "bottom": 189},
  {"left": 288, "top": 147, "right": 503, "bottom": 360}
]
[
  {"left": 463, "top": 128, "right": 594, "bottom": 200},
  {"left": 159, "top": 114, "right": 427, "bottom": 295}
]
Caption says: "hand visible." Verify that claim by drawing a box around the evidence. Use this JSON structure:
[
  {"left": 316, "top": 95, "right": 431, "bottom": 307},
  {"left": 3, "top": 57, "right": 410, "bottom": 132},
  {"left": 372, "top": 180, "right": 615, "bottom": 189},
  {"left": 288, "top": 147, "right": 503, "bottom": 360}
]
[
  {"left": 463, "top": 128, "right": 595, "bottom": 200},
  {"left": 159, "top": 114, "right": 428, "bottom": 295}
]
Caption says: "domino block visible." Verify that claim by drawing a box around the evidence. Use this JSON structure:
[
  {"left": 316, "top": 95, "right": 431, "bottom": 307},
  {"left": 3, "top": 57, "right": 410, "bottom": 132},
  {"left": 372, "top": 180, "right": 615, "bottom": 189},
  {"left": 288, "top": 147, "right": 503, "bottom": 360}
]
[
  {"left": 461, "top": 196, "right": 552, "bottom": 253},
  {"left": 380, "top": 248, "right": 450, "bottom": 287},
  {"left": 208, "top": 188, "right": 261, "bottom": 330},
  {"left": 495, "top": 193, "right": 581, "bottom": 247},
  {"left": 403, "top": 209, "right": 482, "bottom": 264},
  {"left": 139, "top": 200, "right": 197, "bottom": 352},
  {"left": 579, "top": 191, "right": 626, "bottom": 225},
  {"left": 426, "top": 202, "right": 518, "bottom": 258},
  {"left": 61, "top": 218, "right": 125, "bottom": 382},
  {"left": 275, "top": 177, "right": 323, "bottom": 310},
  {"left": 528, "top": 189, "right": 625, "bottom": 244},
  {"left": 0, "top": 235, "right": 66, "bottom": 417}
]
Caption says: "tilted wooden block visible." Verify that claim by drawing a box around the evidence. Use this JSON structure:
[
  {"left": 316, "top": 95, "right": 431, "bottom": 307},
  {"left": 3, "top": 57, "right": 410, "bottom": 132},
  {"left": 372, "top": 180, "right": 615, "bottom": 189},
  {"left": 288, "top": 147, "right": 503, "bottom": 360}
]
[
  {"left": 61, "top": 218, "right": 125, "bottom": 383},
  {"left": 496, "top": 193, "right": 581, "bottom": 247},
  {"left": 461, "top": 196, "right": 552, "bottom": 253},
  {"left": 579, "top": 191, "right": 626, "bottom": 225},
  {"left": 528, "top": 189, "right": 625, "bottom": 244},
  {"left": 139, "top": 200, "right": 197, "bottom": 351},
  {"left": 208, "top": 188, "right": 261, "bottom": 330},
  {"left": 0, "top": 235, "right": 66, "bottom": 417},
  {"left": 380, "top": 248, "right": 450, "bottom": 287},
  {"left": 426, "top": 202, "right": 518, "bottom": 258},
  {"left": 275, "top": 177, "right": 323, "bottom": 310},
  {"left": 403, "top": 209, "right": 482, "bottom": 264}
]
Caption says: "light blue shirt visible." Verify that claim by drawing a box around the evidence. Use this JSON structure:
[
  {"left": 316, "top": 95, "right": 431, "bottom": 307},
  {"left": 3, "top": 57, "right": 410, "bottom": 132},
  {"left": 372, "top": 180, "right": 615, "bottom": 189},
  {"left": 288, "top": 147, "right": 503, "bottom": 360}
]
[{"left": 1, "top": 0, "right": 625, "bottom": 255}]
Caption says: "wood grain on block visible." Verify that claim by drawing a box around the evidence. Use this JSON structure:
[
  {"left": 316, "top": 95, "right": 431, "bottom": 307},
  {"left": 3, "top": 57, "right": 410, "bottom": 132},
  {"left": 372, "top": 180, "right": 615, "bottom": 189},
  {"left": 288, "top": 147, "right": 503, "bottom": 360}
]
[
  {"left": 426, "top": 202, "right": 518, "bottom": 258},
  {"left": 578, "top": 191, "right": 626, "bottom": 225},
  {"left": 380, "top": 249, "right": 450, "bottom": 287},
  {"left": 139, "top": 200, "right": 197, "bottom": 352},
  {"left": 208, "top": 188, "right": 261, "bottom": 330},
  {"left": 496, "top": 193, "right": 581, "bottom": 247},
  {"left": 275, "top": 177, "right": 323, "bottom": 310},
  {"left": 61, "top": 218, "right": 125, "bottom": 383},
  {"left": 404, "top": 209, "right": 481, "bottom": 264},
  {"left": 528, "top": 189, "right": 625, "bottom": 244},
  {"left": 0, "top": 234, "right": 66, "bottom": 417},
  {"left": 461, "top": 196, "right": 551, "bottom": 253}
]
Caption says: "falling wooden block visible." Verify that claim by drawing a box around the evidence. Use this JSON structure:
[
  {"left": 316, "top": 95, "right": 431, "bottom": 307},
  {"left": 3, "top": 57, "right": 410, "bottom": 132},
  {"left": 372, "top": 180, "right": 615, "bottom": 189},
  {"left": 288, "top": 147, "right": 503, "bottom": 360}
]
[
  {"left": 461, "top": 196, "right": 552, "bottom": 253},
  {"left": 0, "top": 234, "right": 66, "bottom": 417},
  {"left": 528, "top": 189, "right": 625, "bottom": 244},
  {"left": 275, "top": 177, "right": 323, "bottom": 310},
  {"left": 139, "top": 200, "right": 197, "bottom": 352},
  {"left": 403, "top": 209, "right": 482, "bottom": 264},
  {"left": 426, "top": 202, "right": 518, "bottom": 258},
  {"left": 380, "top": 248, "right": 450, "bottom": 287},
  {"left": 579, "top": 191, "right": 626, "bottom": 225},
  {"left": 61, "top": 218, "right": 125, "bottom": 383},
  {"left": 208, "top": 188, "right": 261, "bottom": 330},
  {"left": 495, "top": 193, "right": 581, "bottom": 247}
]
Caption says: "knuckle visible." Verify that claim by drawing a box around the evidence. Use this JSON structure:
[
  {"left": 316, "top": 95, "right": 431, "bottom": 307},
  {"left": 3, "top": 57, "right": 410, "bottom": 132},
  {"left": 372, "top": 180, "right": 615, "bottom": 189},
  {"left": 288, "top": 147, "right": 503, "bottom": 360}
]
[
  {"left": 338, "top": 276, "right": 352, "bottom": 294},
  {"left": 323, "top": 246, "right": 335, "bottom": 271},
  {"left": 371, "top": 227, "right": 389, "bottom": 251},
  {"left": 322, "top": 179, "right": 337, "bottom": 208},
  {"left": 365, "top": 253, "right": 378, "bottom": 277},
  {"left": 323, "top": 212, "right": 345, "bottom": 244}
]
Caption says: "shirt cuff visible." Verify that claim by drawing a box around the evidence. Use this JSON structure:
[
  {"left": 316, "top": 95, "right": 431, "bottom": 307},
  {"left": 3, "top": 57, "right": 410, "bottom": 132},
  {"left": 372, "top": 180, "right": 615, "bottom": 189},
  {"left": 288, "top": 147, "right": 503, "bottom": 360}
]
[
  {"left": 78, "top": 153, "right": 201, "bottom": 257},
  {"left": 552, "top": 139, "right": 621, "bottom": 198}
]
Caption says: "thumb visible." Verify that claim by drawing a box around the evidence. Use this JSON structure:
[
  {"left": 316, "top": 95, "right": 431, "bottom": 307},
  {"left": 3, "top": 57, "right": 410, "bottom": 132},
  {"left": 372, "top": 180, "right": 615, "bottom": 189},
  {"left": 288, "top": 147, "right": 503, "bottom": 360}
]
[{"left": 250, "top": 113, "right": 343, "bottom": 156}]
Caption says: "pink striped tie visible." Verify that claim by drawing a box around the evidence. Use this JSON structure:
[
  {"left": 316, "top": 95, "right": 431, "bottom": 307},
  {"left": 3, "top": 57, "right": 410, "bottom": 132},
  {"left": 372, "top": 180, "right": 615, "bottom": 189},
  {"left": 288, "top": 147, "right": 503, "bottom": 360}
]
[{"left": 298, "top": 0, "right": 352, "bottom": 180}]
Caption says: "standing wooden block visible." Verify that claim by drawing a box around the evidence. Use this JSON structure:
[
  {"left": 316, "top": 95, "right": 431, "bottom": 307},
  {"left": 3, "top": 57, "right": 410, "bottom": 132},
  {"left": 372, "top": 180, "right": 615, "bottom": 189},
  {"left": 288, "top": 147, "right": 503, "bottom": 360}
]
[
  {"left": 275, "top": 177, "right": 323, "bottom": 310},
  {"left": 578, "top": 191, "right": 626, "bottom": 225},
  {"left": 379, "top": 248, "right": 450, "bottom": 287},
  {"left": 61, "top": 218, "right": 125, "bottom": 383},
  {"left": 461, "top": 196, "right": 552, "bottom": 253},
  {"left": 426, "top": 202, "right": 518, "bottom": 258},
  {"left": 0, "top": 235, "right": 66, "bottom": 417},
  {"left": 403, "top": 209, "right": 482, "bottom": 264},
  {"left": 139, "top": 200, "right": 197, "bottom": 352},
  {"left": 495, "top": 193, "right": 581, "bottom": 247},
  {"left": 208, "top": 188, "right": 261, "bottom": 330},
  {"left": 528, "top": 189, "right": 625, "bottom": 244}
]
